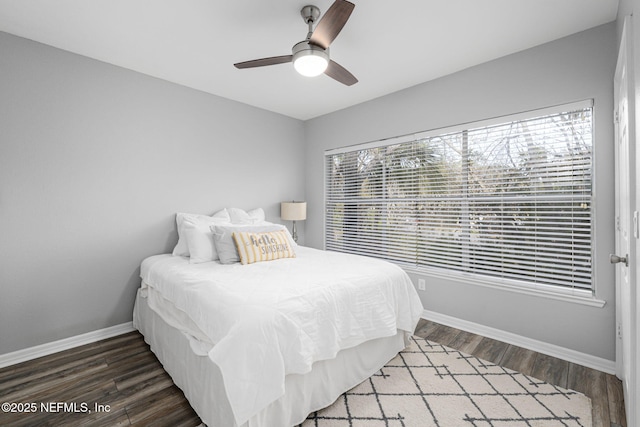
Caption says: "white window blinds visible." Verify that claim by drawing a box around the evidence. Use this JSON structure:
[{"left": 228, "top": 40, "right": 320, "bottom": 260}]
[{"left": 325, "top": 102, "right": 593, "bottom": 291}]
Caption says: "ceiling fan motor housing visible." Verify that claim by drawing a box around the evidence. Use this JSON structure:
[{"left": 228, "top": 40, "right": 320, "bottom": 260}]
[{"left": 292, "top": 41, "right": 329, "bottom": 60}]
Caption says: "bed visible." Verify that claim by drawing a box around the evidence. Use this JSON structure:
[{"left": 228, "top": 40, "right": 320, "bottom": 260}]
[{"left": 133, "top": 208, "right": 424, "bottom": 427}]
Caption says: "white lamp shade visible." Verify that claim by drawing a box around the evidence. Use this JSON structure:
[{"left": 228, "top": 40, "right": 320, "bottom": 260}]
[{"left": 281, "top": 202, "right": 307, "bottom": 221}]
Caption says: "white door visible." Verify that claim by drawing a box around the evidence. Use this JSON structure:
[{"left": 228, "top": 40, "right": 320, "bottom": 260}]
[{"left": 613, "top": 16, "right": 637, "bottom": 427}]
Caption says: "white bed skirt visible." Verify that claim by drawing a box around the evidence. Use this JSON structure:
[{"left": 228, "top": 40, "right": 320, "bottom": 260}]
[{"left": 133, "top": 289, "right": 407, "bottom": 427}]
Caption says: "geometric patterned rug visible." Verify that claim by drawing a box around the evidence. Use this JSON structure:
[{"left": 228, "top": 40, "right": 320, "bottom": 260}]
[{"left": 301, "top": 336, "right": 592, "bottom": 427}]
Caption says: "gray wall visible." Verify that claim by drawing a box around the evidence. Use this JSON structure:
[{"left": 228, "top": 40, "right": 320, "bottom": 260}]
[
  {"left": 304, "top": 23, "right": 617, "bottom": 360},
  {"left": 0, "top": 21, "right": 619, "bottom": 362},
  {"left": 0, "top": 32, "right": 305, "bottom": 355}
]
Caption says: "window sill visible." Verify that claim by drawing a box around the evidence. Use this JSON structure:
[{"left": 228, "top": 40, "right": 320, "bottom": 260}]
[{"left": 402, "top": 265, "right": 606, "bottom": 308}]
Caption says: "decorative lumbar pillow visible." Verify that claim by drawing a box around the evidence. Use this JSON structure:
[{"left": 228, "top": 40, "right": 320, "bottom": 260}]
[
  {"left": 232, "top": 230, "right": 296, "bottom": 265},
  {"left": 172, "top": 209, "right": 230, "bottom": 258},
  {"left": 212, "top": 224, "right": 291, "bottom": 264}
]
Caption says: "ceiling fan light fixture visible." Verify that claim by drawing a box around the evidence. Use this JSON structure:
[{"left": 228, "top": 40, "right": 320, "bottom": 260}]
[
  {"left": 233, "top": 1, "right": 357, "bottom": 85},
  {"left": 294, "top": 54, "right": 328, "bottom": 77},
  {"left": 292, "top": 42, "right": 329, "bottom": 77}
]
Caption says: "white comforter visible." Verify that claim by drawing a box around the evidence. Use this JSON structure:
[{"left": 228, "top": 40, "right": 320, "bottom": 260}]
[{"left": 140, "top": 246, "right": 423, "bottom": 425}]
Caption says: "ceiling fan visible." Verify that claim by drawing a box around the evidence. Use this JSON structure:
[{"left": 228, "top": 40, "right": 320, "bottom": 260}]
[{"left": 233, "top": 0, "right": 358, "bottom": 86}]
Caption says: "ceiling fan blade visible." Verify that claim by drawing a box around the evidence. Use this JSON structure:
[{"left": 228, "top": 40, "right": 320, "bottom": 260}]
[
  {"left": 309, "top": 0, "right": 355, "bottom": 50},
  {"left": 234, "top": 55, "right": 293, "bottom": 69},
  {"left": 325, "top": 60, "right": 358, "bottom": 86}
]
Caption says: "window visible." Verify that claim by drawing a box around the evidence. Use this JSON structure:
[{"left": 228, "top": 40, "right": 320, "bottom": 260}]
[{"left": 325, "top": 101, "right": 593, "bottom": 293}]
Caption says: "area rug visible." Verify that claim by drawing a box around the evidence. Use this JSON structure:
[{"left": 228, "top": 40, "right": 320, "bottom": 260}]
[{"left": 301, "top": 336, "right": 592, "bottom": 427}]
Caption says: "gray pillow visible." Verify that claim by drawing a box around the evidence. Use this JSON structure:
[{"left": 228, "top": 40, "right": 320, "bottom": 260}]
[{"left": 212, "top": 224, "right": 288, "bottom": 264}]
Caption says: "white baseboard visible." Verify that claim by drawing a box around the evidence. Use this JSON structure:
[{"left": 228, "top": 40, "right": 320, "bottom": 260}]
[
  {"left": 422, "top": 310, "right": 616, "bottom": 375},
  {"left": 1, "top": 314, "right": 616, "bottom": 376},
  {"left": 0, "top": 322, "right": 135, "bottom": 369}
]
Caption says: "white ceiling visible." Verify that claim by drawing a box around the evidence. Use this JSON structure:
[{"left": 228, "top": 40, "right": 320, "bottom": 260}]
[{"left": 0, "top": 0, "right": 619, "bottom": 120}]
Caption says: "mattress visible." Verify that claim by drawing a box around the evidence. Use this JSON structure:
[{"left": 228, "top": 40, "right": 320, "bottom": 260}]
[
  {"left": 134, "top": 289, "right": 408, "bottom": 426},
  {"left": 139, "top": 246, "right": 423, "bottom": 425}
]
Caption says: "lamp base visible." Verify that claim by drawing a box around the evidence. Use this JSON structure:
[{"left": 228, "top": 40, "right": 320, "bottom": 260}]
[{"left": 291, "top": 220, "right": 298, "bottom": 243}]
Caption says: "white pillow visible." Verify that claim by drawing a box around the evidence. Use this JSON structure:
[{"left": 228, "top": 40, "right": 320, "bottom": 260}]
[
  {"left": 247, "top": 208, "right": 266, "bottom": 222},
  {"left": 172, "top": 209, "right": 230, "bottom": 257},
  {"left": 212, "top": 224, "right": 292, "bottom": 264},
  {"left": 184, "top": 216, "right": 231, "bottom": 264},
  {"left": 228, "top": 207, "right": 266, "bottom": 225}
]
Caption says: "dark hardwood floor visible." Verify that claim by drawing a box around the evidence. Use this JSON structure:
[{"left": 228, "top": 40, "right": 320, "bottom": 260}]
[
  {"left": 415, "top": 319, "right": 627, "bottom": 427},
  {"left": 0, "top": 332, "right": 201, "bottom": 426},
  {"left": 0, "top": 320, "right": 626, "bottom": 426}
]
